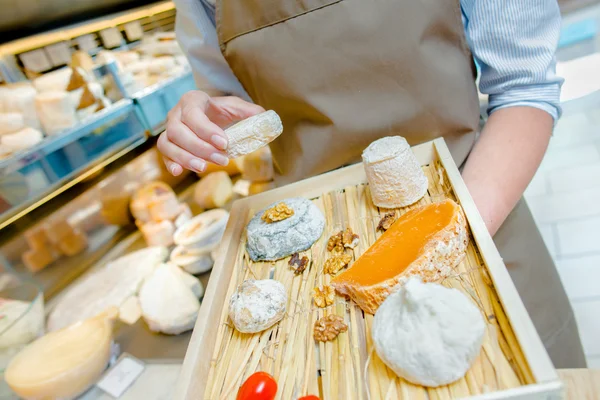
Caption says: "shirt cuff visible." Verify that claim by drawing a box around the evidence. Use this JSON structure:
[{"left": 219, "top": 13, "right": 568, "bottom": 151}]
[{"left": 487, "top": 84, "right": 562, "bottom": 122}]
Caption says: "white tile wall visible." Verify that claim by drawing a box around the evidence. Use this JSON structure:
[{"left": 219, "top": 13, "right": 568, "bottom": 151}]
[
  {"left": 558, "top": 255, "right": 600, "bottom": 300},
  {"left": 556, "top": 216, "right": 600, "bottom": 256},
  {"left": 524, "top": 70, "right": 600, "bottom": 366},
  {"left": 527, "top": 188, "right": 600, "bottom": 223},
  {"left": 588, "top": 356, "right": 600, "bottom": 368},
  {"left": 572, "top": 300, "right": 600, "bottom": 356},
  {"left": 549, "top": 164, "right": 600, "bottom": 193}
]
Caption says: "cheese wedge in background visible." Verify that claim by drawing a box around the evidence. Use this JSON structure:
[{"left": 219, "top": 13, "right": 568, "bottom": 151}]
[
  {"left": 193, "top": 171, "right": 233, "bottom": 209},
  {"left": 197, "top": 156, "right": 244, "bottom": 177},
  {"left": 242, "top": 146, "right": 274, "bottom": 182},
  {"left": 139, "top": 264, "right": 200, "bottom": 335},
  {"left": 248, "top": 181, "right": 276, "bottom": 196},
  {"left": 5, "top": 307, "right": 118, "bottom": 400},
  {"left": 331, "top": 199, "right": 468, "bottom": 314}
]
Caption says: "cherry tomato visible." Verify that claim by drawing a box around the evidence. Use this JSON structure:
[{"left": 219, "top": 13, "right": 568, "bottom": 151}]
[
  {"left": 237, "top": 372, "right": 277, "bottom": 400},
  {"left": 298, "top": 396, "right": 321, "bottom": 400}
]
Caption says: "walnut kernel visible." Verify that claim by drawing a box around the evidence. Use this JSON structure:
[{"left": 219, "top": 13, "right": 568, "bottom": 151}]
[
  {"left": 313, "top": 285, "right": 335, "bottom": 308},
  {"left": 342, "top": 227, "right": 359, "bottom": 249},
  {"left": 327, "top": 231, "right": 343, "bottom": 252},
  {"left": 262, "top": 202, "right": 294, "bottom": 223},
  {"left": 377, "top": 212, "right": 397, "bottom": 232},
  {"left": 314, "top": 314, "right": 348, "bottom": 342},
  {"left": 323, "top": 250, "right": 353, "bottom": 275},
  {"left": 289, "top": 253, "right": 309, "bottom": 275}
]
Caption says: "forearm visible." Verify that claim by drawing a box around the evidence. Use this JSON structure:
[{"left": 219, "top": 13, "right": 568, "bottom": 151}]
[{"left": 461, "top": 106, "right": 553, "bottom": 236}]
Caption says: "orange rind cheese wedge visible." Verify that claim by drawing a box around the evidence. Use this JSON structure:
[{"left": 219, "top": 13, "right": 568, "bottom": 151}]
[{"left": 331, "top": 199, "right": 468, "bottom": 314}]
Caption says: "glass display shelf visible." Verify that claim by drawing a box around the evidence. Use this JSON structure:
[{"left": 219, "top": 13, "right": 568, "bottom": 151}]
[{"left": 0, "top": 100, "right": 147, "bottom": 229}]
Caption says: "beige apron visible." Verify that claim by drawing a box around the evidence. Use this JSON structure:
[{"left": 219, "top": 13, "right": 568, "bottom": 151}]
[{"left": 216, "top": 0, "right": 586, "bottom": 367}]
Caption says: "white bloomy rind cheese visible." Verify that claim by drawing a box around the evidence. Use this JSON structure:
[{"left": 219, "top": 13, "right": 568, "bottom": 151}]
[
  {"left": 229, "top": 279, "right": 287, "bottom": 333},
  {"left": 139, "top": 263, "right": 201, "bottom": 335},
  {"left": 0, "top": 113, "right": 25, "bottom": 136},
  {"left": 5, "top": 308, "right": 117, "bottom": 400},
  {"left": 372, "top": 278, "right": 485, "bottom": 387},
  {"left": 362, "top": 136, "right": 428, "bottom": 208},
  {"left": 225, "top": 110, "right": 283, "bottom": 158}
]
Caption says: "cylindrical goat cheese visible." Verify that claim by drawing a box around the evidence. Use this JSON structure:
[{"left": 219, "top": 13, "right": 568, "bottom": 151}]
[{"left": 362, "top": 136, "right": 428, "bottom": 208}]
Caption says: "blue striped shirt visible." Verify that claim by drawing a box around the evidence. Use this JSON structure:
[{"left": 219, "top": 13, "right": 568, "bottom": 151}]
[{"left": 175, "top": 0, "right": 563, "bottom": 120}]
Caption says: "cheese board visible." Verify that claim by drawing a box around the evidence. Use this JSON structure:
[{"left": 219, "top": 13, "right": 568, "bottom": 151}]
[{"left": 175, "top": 138, "right": 562, "bottom": 400}]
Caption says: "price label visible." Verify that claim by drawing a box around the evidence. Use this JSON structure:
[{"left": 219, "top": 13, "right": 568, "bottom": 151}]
[
  {"left": 19, "top": 49, "right": 52, "bottom": 73},
  {"left": 45, "top": 42, "right": 72, "bottom": 66},
  {"left": 75, "top": 34, "right": 98, "bottom": 52},
  {"left": 99, "top": 27, "right": 123, "bottom": 49},
  {"left": 124, "top": 21, "right": 144, "bottom": 41},
  {"left": 96, "top": 356, "right": 145, "bottom": 398}
]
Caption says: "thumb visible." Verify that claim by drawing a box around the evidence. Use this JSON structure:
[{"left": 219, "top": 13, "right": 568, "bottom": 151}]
[{"left": 206, "top": 96, "right": 266, "bottom": 128}]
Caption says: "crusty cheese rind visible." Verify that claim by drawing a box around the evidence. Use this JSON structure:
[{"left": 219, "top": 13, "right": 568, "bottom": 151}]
[
  {"left": 332, "top": 203, "right": 468, "bottom": 314},
  {"left": 362, "top": 136, "right": 428, "bottom": 208},
  {"left": 225, "top": 110, "right": 283, "bottom": 158}
]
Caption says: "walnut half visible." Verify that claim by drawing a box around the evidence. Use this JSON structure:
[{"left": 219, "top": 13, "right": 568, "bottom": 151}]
[
  {"left": 327, "top": 231, "right": 343, "bottom": 252},
  {"left": 262, "top": 202, "right": 294, "bottom": 223},
  {"left": 314, "top": 314, "right": 348, "bottom": 342},
  {"left": 377, "top": 212, "right": 397, "bottom": 232},
  {"left": 313, "top": 285, "right": 335, "bottom": 308},
  {"left": 289, "top": 252, "right": 309, "bottom": 275},
  {"left": 342, "top": 227, "right": 359, "bottom": 249},
  {"left": 323, "top": 249, "right": 353, "bottom": 275}
]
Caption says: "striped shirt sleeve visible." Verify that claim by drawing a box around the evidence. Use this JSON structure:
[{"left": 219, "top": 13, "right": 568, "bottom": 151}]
[{"left": 461, "top": 0, "right": 564, "bottom": 120}]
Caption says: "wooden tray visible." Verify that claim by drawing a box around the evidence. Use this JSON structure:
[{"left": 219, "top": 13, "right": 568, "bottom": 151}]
[{"left": 175, "top": 139, "right": 562, "bottom": 400}]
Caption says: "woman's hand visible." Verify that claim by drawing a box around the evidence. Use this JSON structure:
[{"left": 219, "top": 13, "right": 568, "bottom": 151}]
[{"left": 158, "top": 91, "right": 265, "bottom": 175}]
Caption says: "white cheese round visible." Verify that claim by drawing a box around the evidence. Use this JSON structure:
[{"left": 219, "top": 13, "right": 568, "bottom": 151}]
[
  {"left": 229, "top": 279, "right": 287, "bottom": 333},
  {"left": 225, "top": 110, "right": 283, "bottom": 158},
  {"left": 0, "top": 113, "right": 25, "bottom": 136},
  {"left": 362, "top": 136, "right": 428, "bottom": 208},
  {"left": 0, "top": 128, "right": 43, "bottom": 152},
  {"left": 372, "top": 277, "right": 485, "bottom": 387},
  {"left": 35, "top": 91, "right": 78, "bottom": 136}
]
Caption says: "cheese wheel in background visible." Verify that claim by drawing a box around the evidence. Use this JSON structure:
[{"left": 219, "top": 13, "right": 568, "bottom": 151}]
[
  {"left": 124, "top": 60, "right": 152, "bottom": 75},
  {"left": 139, "top": 220, "right": 175, "bottom": 247},
  {"left": 95, "top": 51, "right": 124, "bottom": 72},
  {"left": 33, "top": 68, "right": 72, "bottom": 93},
  {"left": 130, "top": 181, "right": 177, "bottom": 222},
  {"left": 197, "top": 157, "right": 244, "bottom": 178},
  {"left": 0, "top": 86, "right": 9, "bottom": 112},
  {"left": 5, "top": 308, "right": 117, "bottom": 400},
  {"left": 175, "top": 55, "right": 190, "bottom": 67},
  {"left": 3, "top": 84, "right": 41, "bottom": 130},
  {"left": 35, "top": 91, "right": 78, "bottom": 135},
  {"left": 242, "top": 146, "right": 274, "bottom": 182},
  {"left": 0, "top": 128, "right": 43, "bottom": 152},
  {"left": 71, "top": 51, "right": 95, "bottom": 73},
  {"left": 225, "top": 110, "right": 283, "bottom": 158},
  {"left": 193, "top": 171, "right": 233, "bottom": 209},
  {"left": 0, "top": 113, "right": 25, "bottom": 136},
  {"left": 248, "top": 181, "right": 277, "bottom": 196},
  {"left": 362, "top": 136, "right": 428, "bottom": 208},
  {"left": 147, "top": 57, "right": 177, "bottom": 74},
  {"left": 113, "top": 51, "right": 140, "bottom": 66},
  {"left": 22, "top": 247, "right": 56, "bottom": 272}
]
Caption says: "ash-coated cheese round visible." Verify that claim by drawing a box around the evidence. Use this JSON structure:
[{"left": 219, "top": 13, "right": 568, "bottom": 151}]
[
  {"left": 225, "top": 110, "right": 283, "bottom": 158},
  {"left": 372, "top": 278, "right": 485, "bottom": 387},
  {"left": 246, "top": 197, "right": 325, "bottom": 261},
  {"left": 362, "top": 136, "right": 428, "bottom": 208},
  {"left": 229, "top": 279, "right": 287, "bottom": 333}
]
